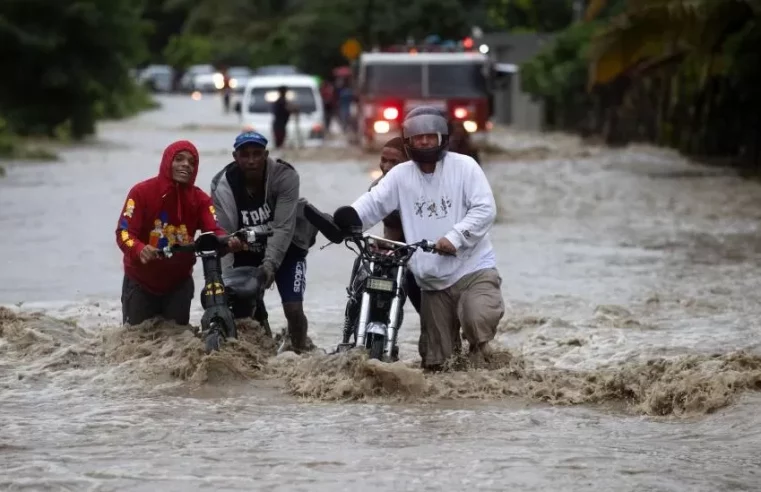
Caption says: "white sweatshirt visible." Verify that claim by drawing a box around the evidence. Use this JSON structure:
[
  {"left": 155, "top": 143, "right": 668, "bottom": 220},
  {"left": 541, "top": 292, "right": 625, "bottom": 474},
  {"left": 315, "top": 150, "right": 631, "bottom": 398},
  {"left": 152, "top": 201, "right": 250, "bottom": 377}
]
[{"left": 351, "top": 151, "right": 497, "bottom": 291}]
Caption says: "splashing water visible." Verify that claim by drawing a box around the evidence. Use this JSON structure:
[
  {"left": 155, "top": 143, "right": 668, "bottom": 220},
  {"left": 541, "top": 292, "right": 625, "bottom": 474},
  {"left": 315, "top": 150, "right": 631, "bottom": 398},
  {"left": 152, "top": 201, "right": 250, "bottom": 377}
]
[{"left": 3, "top": 96, "right": 761, "bottom": 490}]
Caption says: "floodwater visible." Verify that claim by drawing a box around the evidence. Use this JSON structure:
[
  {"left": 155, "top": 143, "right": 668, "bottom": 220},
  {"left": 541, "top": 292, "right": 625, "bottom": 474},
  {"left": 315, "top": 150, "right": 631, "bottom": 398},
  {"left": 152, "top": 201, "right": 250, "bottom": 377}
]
[{"left": 2, "top": 94, "right": 761, "bottom": 491}]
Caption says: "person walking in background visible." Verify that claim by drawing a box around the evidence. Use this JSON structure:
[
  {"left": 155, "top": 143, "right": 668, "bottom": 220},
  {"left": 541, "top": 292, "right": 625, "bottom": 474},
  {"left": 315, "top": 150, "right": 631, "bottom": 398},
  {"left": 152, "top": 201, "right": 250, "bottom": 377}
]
[
  {"left": 271, "top": 85, "right": 291, "bottom": 149},
  {"left": 320, "top": 78, "right": 336, "bottom": 135}
]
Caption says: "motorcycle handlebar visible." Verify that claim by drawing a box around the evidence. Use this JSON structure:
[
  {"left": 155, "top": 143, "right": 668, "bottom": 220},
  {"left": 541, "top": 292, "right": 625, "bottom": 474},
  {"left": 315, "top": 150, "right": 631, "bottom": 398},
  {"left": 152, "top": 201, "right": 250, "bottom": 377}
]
[
  {"left": 355, "top": 233, "right": 455, "bottom": 257},
  {"left": 302, "top": 201, "right": 455, "bottom": 256}
]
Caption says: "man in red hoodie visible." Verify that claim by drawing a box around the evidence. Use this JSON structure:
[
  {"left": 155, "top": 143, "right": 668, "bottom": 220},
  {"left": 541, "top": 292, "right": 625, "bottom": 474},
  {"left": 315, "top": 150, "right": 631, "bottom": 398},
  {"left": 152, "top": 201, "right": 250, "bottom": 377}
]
[{"left": 116, "top": 140, "right": 242, "bottom": 326}]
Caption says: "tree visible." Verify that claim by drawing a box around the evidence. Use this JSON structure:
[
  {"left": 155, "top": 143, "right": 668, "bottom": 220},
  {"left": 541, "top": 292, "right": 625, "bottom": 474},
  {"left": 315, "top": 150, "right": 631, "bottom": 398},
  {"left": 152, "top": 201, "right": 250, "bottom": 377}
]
[
  {"left": 587, "top": 0, "right": 760, "bottom": 86},
  {"left": 0, "top": 0, "right": 147, "bottom": 138},
  {"left": 163, "top": 33, "right": 213, "bottom": 71},
  {"left": 521, "top": 22, "right": 600, "bottom": 130},
  {"left": 486, "top": 0, "right": 574, "bottom": 32}
]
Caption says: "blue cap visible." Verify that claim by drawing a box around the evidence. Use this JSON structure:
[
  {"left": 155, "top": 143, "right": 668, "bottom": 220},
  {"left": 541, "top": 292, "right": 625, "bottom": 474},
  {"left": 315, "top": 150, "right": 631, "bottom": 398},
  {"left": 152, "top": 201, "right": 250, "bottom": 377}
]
[{"left": 234, "top": 131, "right": 268, "bottom": 150}]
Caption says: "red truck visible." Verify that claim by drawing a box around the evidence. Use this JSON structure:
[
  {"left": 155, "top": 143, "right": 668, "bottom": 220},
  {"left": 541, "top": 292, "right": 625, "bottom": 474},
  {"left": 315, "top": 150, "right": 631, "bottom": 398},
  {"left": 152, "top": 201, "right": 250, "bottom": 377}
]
[{"left": 355, "top": 47, "right": 497, "bottom": 150}]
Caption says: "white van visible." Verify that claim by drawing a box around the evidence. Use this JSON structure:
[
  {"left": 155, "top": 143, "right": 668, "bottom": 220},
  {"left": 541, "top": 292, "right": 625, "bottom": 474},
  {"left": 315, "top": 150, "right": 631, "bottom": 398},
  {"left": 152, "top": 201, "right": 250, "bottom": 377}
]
[{"left": 236, "top": 74, "right": 325, "bottom": 147}]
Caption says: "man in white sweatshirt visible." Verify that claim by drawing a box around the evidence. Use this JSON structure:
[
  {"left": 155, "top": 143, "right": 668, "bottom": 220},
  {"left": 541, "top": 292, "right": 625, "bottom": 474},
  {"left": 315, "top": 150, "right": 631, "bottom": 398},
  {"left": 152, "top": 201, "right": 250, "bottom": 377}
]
[{"left": 347, "top": 106, "right": 505, "bottom": 371}]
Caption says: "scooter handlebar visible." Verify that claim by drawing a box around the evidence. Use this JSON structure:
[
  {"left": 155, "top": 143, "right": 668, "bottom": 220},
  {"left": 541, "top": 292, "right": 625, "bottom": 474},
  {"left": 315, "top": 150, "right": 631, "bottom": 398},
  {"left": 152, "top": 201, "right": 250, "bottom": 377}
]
[
  {"left": 234, "top": 226, "right": 274, "bottom": 244},
  {"left": 157, "top": 226, "right": 273, "bottom": 258},
  {"left": 157, "top": 242, "right": 195, "bottom": 258}
]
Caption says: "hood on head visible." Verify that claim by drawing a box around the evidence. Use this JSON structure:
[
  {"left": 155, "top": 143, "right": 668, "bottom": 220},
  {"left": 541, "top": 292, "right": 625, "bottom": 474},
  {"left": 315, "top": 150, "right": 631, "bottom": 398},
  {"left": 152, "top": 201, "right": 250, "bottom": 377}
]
[{"left": 159, "top": 140, "right": 200, "bottom": 186}]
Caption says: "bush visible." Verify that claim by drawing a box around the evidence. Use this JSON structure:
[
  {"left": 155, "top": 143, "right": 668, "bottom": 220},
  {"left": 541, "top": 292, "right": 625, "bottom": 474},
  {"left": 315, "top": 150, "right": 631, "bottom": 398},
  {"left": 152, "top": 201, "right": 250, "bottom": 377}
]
[{"left": 520, "top": 22, "right": 599, "bottom": 130}]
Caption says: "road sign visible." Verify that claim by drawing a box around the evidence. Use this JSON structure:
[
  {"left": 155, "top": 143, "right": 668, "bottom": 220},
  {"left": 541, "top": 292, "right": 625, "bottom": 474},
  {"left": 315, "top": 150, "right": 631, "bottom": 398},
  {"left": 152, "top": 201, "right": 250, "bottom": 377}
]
[{"left": 341, "top": 38, "right": 362, "bottom": 60}]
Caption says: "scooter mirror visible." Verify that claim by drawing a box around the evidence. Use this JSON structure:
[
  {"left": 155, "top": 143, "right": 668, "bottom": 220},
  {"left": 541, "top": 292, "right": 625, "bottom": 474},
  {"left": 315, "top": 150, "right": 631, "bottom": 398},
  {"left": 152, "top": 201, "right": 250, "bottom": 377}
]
[{"left": 195, "top": 232, "right": 222, "bottom": 252}]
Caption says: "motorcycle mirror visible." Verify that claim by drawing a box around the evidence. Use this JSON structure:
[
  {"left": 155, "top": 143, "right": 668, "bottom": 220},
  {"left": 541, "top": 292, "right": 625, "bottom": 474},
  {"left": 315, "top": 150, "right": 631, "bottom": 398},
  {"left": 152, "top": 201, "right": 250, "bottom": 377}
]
[
  {"left": 333, "top": 206, "right": 362, "bottom": 232},
  {"left": 304, "top": 202, "right": 345, "bottom": 243}
]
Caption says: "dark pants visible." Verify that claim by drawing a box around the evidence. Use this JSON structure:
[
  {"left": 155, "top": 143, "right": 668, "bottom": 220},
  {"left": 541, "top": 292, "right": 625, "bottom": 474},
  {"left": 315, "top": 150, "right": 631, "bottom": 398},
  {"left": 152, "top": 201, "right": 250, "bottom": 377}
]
[
  {"left": 230, "top": 295, "right": 269, "bottom": 325},
  {"left": 121, "top": 275, "right": 194, "bottom": 326},
  {"left": 405, "top": 270, "right": 421, "bottom": 314},
  {"left": 273, "top": 125, "right": 286, "bottom": 148},
  {"left": 323, "top": 104, "right": 334, "bottom": 132}
]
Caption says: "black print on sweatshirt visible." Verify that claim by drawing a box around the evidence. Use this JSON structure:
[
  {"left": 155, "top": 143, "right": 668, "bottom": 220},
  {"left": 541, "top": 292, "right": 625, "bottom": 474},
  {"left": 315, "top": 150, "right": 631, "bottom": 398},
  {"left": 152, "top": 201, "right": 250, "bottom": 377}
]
[{"left": 414, "top": 196, "right": 452, "bottom": 218}]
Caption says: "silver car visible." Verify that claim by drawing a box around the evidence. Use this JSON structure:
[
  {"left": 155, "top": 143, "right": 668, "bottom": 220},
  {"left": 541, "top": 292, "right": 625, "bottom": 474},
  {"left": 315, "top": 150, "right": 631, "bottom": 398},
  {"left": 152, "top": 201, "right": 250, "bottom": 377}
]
[
  {"left": 180, "top": 64, "right": 216, "bottom": 92},
  {"left": 138, "top": 65, "right": 174, "bottom": 93}
]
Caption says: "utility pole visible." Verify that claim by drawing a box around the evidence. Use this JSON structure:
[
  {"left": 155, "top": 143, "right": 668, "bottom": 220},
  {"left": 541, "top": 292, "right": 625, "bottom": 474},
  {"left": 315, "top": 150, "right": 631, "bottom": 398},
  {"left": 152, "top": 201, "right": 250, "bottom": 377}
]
[
  {"left": 573, "top": 0, "right": 584, "bottom": 22},
  {"left": 362, "top": 0, "right": 375, "bottom": 48}
]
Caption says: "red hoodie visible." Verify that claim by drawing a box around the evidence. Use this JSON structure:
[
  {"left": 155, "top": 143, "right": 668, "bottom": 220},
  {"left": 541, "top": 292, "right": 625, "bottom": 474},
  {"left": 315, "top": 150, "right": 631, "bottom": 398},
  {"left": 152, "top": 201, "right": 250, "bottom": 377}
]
[{"left": 115, "top": 140, "right": 226, "bottom": 295}]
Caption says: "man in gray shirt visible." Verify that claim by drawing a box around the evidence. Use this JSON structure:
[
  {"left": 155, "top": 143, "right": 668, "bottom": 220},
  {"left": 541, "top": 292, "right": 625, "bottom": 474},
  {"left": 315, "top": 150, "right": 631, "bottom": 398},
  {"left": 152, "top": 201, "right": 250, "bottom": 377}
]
[{"left": 211, "top": 131, "right": 317, "bottom": 353}]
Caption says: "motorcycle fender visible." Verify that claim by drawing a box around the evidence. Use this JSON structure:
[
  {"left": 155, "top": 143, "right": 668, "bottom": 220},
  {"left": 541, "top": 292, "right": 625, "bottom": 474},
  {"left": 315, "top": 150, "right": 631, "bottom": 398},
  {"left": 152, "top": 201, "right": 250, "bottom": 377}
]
[
  {"left": 200, "top": 305, "right": 237, "bottom": 340},
  {"left": 365, "top": 321, "right": 387, "bottom": 336}
]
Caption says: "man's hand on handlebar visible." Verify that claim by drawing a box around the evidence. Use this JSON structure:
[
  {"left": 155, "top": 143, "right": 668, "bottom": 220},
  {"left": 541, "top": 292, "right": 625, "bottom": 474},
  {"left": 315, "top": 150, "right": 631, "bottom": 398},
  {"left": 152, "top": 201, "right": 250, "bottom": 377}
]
[
  {"left": 140, "top": 245, "right": 161, "bottom": 264},
  {"left": 434, "top": 237, "right": 457, "bottom": 256},
  {"left": 227, "top": 236, "right": 245, "bottom": 253}
]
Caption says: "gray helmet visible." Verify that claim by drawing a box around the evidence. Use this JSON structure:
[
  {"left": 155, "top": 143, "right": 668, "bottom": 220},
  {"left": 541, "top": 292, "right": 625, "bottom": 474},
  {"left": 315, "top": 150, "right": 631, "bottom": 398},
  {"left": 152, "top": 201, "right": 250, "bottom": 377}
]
[{"left": 402, "top": 106, "right": 449, "bottom": 163}]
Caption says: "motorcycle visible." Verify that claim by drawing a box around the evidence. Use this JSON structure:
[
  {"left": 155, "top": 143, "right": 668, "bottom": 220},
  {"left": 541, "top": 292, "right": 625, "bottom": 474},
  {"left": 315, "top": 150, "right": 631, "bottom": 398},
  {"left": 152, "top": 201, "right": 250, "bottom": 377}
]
[
  {"left": 159, "top": 224, "right": 273, "bottom": 353},
  {"left": 304, "top": 203, "right": 448, "bottom": 361}
]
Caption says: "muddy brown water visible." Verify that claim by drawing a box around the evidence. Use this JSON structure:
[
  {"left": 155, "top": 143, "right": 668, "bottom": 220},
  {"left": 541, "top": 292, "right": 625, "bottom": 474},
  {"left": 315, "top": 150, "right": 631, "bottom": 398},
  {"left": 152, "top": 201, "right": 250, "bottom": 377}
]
[{"left": 1, "top": 94, "right": 761, "bottom": 491}]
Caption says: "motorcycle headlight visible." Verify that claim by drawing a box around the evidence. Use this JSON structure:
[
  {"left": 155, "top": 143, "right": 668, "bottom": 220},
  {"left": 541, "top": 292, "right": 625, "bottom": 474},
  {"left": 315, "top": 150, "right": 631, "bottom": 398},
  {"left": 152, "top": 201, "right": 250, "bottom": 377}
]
[{"left": 366, "top": 277, "right": 395, "bottom": 293}]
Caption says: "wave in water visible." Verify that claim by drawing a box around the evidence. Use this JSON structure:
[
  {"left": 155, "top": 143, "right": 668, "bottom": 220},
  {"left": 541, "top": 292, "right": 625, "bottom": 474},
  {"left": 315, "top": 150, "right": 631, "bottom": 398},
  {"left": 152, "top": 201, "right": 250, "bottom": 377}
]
[{"left": 2, "top": 306, "right": 760, "bottom": 416}]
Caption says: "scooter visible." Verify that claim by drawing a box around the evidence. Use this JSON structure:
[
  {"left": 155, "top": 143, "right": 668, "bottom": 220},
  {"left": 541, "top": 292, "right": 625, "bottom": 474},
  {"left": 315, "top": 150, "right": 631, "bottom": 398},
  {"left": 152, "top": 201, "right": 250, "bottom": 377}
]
[{"left": 160, "top": 225, "right": 273, "bottom": 353}]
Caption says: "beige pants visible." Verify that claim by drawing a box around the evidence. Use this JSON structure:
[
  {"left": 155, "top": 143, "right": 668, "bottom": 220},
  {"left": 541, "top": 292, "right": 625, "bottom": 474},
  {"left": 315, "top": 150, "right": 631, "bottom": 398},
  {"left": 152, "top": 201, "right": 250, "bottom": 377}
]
[{"left": 419, "top": 268, "right": 505, "bottom": 366}]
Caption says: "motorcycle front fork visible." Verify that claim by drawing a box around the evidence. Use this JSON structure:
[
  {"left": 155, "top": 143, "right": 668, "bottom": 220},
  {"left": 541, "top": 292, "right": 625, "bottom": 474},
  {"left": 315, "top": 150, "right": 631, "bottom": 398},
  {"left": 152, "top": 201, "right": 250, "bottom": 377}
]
[
  {"left": 383, "top": 266, "right": 405, "bottom": 358},
  {"left": 354, "top": 264, "right": 405, "bottom": 359}
]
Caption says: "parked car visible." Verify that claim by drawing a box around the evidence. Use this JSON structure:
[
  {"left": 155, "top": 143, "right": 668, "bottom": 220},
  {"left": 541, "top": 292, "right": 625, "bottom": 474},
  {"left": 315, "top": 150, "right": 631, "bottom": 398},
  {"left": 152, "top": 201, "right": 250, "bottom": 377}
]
[
  {"left": 180, "top": 64, "right": 217, "bottom": 92},
  {"left": 228, "top": 66, "right": 253, "bottom": 94},
  {"left": 194, "top": 71, "right": 225, "bottom": 93},
  {"left": 138, "top": 64, "right": 174, "bottom": 93}
]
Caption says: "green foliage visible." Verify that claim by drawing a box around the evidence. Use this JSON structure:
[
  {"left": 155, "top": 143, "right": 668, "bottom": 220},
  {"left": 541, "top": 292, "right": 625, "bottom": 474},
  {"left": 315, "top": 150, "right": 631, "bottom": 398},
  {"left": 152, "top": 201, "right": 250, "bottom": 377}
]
[
  {"left": 486, "top": 0, "right": 574, "bottom": 32},
  {"left": 0, "top": 0, "right": 148, "bottom": 139},
  {"left": 163, "top": 33, "right": 213, "bottom": 70},
  {"left": 0, "top": 116, "right": 15, "bottom": 157},
  {"left": 141, "top": 0, "right": 189, "bottom": 63},
  {"left": 521, "top": 23, "right": 599, "bottom": 127},
  {"left": 171, "top": 0, "right": 472, "bottom": 78},
  {"left": 521, "top": 0, "right": 761, "bottom": 166},
  {"left": 95, "top": 81, "right": 160, "bottom": 121}
]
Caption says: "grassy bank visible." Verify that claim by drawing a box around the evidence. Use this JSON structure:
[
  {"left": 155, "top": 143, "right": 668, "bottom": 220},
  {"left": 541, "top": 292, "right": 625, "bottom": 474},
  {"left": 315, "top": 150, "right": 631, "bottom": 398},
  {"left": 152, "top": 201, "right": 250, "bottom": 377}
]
[{"left": 0, "top": 83, "right": 159, "bottom": 172}]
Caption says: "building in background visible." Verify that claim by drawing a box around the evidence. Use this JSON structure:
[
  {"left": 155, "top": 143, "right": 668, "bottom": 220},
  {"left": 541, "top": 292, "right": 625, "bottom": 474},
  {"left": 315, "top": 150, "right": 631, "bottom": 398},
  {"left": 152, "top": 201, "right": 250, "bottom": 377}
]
[{"left": 482, "top": 32, "right": 554, "bottom": 132}]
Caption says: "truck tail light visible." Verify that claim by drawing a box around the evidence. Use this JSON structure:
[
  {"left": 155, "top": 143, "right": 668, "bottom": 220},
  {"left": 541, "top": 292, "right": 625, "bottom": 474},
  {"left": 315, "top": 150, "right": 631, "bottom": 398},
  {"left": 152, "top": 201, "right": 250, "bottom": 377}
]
[{"left": 382, "top": 107, "right": 399, "bottom": 120}]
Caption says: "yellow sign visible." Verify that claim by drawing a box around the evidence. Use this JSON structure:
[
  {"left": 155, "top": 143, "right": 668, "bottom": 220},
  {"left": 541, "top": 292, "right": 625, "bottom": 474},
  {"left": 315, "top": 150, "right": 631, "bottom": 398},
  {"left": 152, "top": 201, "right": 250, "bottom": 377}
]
[{"left": 341, "top": 38, "right": 362, "bottom": 60}]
